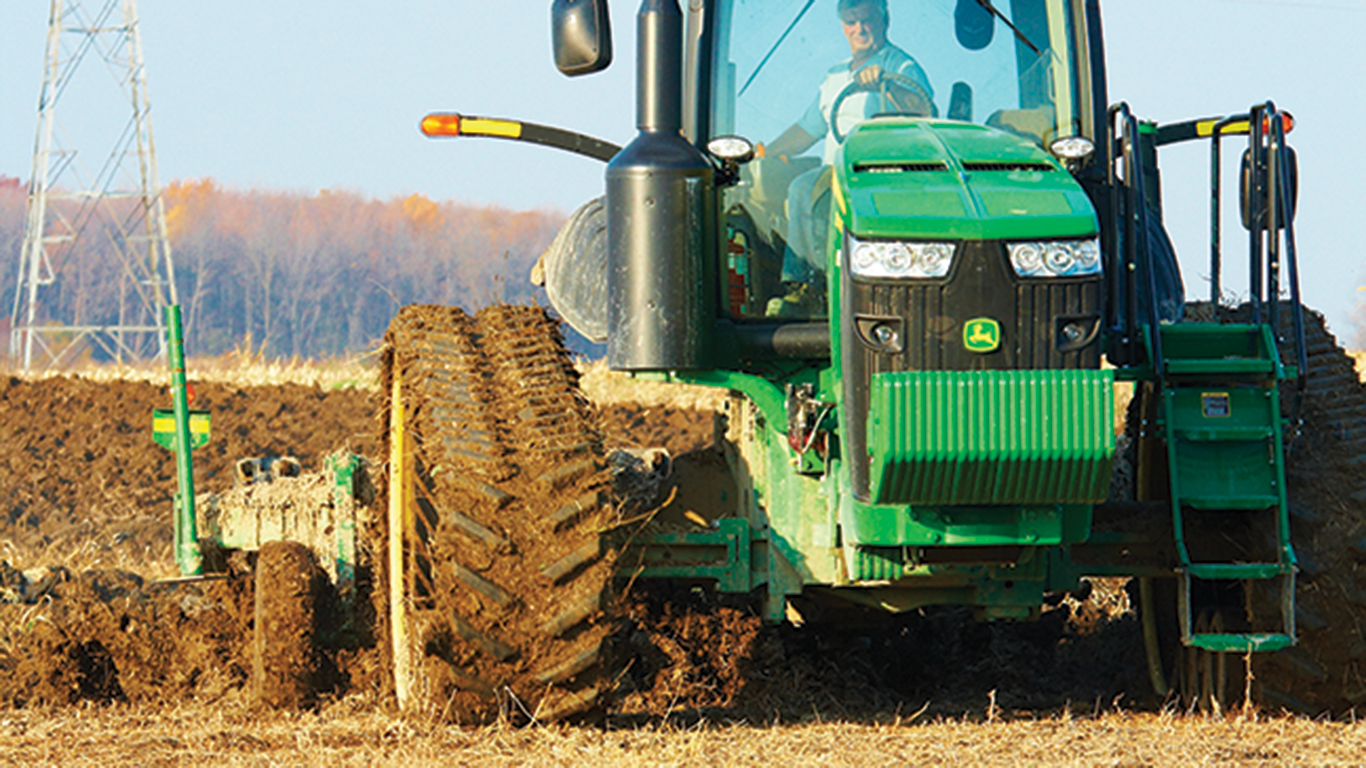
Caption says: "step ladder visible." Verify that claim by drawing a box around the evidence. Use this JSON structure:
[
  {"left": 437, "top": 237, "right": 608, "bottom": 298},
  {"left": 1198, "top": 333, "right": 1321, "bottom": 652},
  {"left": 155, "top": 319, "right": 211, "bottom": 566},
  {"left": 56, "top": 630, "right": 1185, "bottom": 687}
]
[{"left": 1158, "top": 322, "right": 1297, "bottom": 653}]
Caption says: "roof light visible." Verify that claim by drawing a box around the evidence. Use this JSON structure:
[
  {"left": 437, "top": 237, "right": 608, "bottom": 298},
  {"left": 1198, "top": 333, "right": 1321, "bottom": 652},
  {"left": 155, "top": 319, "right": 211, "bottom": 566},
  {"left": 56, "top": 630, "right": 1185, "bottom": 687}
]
[
  {"left": 1049, "top": 136, "right": 1095, "bottom": 162},
  {"left": 706, "top": 135, "right": 755, "bottom": 163}
]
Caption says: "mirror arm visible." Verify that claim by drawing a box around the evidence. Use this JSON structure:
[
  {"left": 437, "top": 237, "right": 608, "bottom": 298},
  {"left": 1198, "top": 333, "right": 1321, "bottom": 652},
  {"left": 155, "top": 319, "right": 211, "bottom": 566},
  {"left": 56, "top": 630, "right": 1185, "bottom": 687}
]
[
  {"left": 422, "top": 114, "right": 621, "bottom": 163},
  {"left": 973, "top": 0, "right": 1042, "bottom": 56}
]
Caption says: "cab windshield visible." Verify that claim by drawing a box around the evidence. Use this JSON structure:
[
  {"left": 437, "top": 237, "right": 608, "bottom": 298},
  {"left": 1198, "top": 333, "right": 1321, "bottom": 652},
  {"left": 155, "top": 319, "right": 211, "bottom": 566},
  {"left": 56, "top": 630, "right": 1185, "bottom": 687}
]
[{"left": 710, "top": 0, "right": 1087, "bottom": 321}]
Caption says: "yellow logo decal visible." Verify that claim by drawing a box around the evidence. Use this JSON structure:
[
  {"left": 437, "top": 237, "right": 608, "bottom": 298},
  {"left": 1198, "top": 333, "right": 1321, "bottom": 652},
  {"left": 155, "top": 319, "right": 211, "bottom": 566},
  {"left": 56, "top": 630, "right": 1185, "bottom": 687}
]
[{"left": 964, "top": 318, "right": 1001, "bottom": 353}]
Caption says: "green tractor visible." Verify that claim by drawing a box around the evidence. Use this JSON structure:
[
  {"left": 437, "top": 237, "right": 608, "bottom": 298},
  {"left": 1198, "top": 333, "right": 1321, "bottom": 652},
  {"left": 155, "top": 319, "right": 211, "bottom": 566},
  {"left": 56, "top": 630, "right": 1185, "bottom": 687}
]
[{"left": 207, "top": 0, "right": 1334, "bottom": 720}]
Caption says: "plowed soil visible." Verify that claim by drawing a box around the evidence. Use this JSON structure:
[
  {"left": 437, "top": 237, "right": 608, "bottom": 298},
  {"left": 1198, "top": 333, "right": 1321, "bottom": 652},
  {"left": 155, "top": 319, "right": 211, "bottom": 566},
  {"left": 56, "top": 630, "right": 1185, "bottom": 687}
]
[
  {"left": 3, "top": 304, "right": 1366, "bottom": 722},
  {"left": 0, "top": 375, "right": 376, "bottom": 710},
  {"left": 0, "top": 375, "right": 377, "bottom": 570}
]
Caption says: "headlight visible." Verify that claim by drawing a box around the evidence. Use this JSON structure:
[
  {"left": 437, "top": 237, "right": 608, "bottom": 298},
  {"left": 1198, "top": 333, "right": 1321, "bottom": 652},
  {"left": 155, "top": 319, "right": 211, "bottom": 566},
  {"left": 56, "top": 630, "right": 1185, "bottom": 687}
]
[
  {"left": 1008, "top": 238, "right": 1100, "bottom": 278},
  {"left": 848, "top": 236, "right": 955, "bottom": 279}
]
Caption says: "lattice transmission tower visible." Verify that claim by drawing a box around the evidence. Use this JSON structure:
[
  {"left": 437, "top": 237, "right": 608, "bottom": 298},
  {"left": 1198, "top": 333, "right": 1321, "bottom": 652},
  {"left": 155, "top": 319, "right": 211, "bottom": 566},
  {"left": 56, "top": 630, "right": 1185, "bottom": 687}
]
[{"left": 9, "top": 0, "right": 177, "bottom": 369}]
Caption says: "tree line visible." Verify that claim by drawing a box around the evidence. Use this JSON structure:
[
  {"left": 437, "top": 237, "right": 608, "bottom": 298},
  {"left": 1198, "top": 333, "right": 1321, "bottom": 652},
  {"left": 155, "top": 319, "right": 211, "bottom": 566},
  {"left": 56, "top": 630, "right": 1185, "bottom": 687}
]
[{"left": 0, "top": 176, "right": 568, "bottom": 361}]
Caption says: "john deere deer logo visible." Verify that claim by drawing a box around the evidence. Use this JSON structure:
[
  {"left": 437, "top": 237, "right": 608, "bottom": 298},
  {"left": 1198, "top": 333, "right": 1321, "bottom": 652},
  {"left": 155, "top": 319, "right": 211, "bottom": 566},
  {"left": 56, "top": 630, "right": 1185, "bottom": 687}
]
[{"left": 964, "top": 318, "right": 1001, "bottom": 353}]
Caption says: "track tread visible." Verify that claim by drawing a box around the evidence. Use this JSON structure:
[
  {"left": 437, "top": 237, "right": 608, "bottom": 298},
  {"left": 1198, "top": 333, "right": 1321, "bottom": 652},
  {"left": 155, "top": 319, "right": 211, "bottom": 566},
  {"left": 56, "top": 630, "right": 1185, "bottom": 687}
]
[
  {"left": 1227, "top": 305, "right": 1366, "bottom": 715},
  {"left": 381, "top": 304, "right": 615, "bottom": 722}
]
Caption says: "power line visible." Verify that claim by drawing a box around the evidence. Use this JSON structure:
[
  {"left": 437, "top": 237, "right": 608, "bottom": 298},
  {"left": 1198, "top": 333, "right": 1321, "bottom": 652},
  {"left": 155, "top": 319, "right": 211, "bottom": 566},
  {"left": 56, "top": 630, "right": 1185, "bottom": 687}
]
[
  {"left": 9, "top": 0, "right": 177, "bottom": 370},
  {"left": 1212, "top": 0, "right": 1366, "bottom": 11}
]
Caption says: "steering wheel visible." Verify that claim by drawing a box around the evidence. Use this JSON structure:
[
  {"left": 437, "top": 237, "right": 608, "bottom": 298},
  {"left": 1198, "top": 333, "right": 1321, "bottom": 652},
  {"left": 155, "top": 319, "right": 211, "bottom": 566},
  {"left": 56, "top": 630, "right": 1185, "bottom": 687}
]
[{"left": 829, "top": 70, "right": 935, "bottom": 143}]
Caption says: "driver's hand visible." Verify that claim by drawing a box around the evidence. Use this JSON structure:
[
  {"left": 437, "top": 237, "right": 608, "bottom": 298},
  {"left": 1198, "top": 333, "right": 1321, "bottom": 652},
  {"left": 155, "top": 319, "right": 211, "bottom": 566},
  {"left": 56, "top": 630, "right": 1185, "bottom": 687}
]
[{"left": 856, "top": 64, "right": 882, "bottom": 86}]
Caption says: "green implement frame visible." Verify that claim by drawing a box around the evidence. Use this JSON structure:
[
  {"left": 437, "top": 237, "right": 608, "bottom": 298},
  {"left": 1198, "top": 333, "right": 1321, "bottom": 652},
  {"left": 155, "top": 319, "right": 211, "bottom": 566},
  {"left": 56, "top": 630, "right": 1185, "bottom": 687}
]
[{"left": 152, "top": 305, "right": 210, "bottom": 577}]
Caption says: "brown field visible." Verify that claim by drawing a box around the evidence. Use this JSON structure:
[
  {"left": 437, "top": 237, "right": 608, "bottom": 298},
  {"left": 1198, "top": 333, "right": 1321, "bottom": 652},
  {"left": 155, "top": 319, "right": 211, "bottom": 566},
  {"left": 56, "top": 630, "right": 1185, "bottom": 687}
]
[
  {"left": 2, "top": 706, "right": 1366, "bottom": 766},
  {"left": 3, "top": 347, "right": 1366, "bottom": 765}
]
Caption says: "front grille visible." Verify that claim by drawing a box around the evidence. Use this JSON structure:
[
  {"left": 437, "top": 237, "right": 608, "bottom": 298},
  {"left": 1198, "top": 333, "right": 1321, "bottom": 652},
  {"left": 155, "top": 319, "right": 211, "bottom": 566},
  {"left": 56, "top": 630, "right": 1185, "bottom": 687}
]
[{"left": 839, "top": 239, "right": 1102, "bottom": 500}]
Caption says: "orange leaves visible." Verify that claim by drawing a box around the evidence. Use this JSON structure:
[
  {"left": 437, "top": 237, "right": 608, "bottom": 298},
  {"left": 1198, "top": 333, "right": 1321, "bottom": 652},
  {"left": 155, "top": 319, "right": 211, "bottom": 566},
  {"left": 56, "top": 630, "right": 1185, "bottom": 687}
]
[
  {"left": 400, "top": 193, "right": 444, "bottom": 235},
  {"left": 162, "top": 178, "right": 218, "bottom": 241},
  {"left": 1, "top": 172, "right": 569, "bottom": 359},
  {"left": 134, "top": 178, "right": 565, "bottom": 357}
]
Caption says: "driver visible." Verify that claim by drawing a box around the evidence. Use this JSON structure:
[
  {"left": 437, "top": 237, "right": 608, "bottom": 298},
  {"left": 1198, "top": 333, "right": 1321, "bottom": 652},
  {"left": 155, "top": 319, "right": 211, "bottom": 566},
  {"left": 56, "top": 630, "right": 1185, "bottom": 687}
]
[{"left": 763, "top": 0, "right": 934, "bottom": 283}]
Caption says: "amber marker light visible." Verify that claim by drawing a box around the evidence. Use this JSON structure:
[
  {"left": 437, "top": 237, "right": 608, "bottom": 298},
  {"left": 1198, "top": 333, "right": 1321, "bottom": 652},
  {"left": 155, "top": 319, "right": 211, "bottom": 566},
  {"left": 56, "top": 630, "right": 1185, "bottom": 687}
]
[
  {"left": 1265, "top": 112, "right": 1295, "bottom": 134},
  {"left": 1197, "top": 112, "right": 1295, "bottom": 138},
  {"left": 421, "top": 113, "right": 462, "bottom": 137}
]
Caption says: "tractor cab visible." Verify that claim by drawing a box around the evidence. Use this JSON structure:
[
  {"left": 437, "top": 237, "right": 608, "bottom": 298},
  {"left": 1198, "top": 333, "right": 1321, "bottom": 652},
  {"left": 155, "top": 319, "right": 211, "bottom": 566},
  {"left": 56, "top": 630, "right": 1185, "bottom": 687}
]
[{"left": 711, "top": 0, "right": 1101, "bottom": 324}]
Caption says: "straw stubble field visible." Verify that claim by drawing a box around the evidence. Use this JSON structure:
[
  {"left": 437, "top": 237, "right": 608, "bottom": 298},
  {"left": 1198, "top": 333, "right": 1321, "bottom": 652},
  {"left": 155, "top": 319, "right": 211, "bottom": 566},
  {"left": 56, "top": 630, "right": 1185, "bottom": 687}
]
[
  {"left": 4, "top": 706, "right": 1366, "bottom": 766},
  {"left": 2, "top": 354, "right": 1366, "bottom": 765}
]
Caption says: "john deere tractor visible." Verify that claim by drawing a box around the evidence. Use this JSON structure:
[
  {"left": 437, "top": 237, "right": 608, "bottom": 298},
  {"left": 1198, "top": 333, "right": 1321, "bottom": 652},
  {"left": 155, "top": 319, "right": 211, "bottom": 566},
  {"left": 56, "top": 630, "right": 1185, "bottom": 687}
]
[{"left": 205, "top": 0, "right": 1348, "bottom": 720}]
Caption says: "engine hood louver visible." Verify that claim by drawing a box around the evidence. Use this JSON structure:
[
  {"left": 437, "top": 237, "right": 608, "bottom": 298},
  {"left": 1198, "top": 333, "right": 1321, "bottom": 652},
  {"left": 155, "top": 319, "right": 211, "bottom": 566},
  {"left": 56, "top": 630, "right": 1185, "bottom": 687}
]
[
  {"left": 961, "top": 162, "right": 1055, "bottom": 172},
  {"left": 853, "top": 162, "right": 949, "bottom": 174}
]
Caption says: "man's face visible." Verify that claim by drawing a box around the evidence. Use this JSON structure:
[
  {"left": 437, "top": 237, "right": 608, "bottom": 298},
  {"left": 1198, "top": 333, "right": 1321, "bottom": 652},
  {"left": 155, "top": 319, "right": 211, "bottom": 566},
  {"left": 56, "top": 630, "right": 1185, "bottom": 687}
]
[{"left": 841, "top": 3, "right": 888, "bottom": 58}]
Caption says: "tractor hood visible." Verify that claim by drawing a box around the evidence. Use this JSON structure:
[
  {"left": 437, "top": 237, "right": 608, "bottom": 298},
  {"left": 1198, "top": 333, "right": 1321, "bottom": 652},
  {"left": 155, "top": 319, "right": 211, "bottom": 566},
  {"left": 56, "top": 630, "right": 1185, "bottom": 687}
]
[{"left": 835, "top": 119, "right": 1098, "bottom": 241}]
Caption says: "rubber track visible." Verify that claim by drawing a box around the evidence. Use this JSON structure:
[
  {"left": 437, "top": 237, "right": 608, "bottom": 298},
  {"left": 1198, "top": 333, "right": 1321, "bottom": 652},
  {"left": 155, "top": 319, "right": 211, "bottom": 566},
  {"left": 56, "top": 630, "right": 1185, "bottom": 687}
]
[
  {"left": 1121, "top": 305, "right": 1366, "bottom": 714},
  {"left": 1248, "top": 306, "right": 1366, "bottom": 714},
  {"left": 381, "top": 304, "right": 614, "bottom": 723}
]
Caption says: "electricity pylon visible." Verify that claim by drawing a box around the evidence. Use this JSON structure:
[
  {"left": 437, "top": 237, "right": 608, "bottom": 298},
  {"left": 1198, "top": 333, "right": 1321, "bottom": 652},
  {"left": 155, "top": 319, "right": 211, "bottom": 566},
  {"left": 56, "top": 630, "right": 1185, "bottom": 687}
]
[{"left": 9, "top": 0, "right": 177, "bottom": 369}]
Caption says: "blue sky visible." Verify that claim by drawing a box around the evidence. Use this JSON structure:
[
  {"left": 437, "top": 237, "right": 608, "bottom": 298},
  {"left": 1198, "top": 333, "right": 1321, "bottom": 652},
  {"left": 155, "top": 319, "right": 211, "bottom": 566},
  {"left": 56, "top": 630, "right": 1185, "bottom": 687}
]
[{"left": 2, "top": 0, "right": 1364, "bottom": 340}]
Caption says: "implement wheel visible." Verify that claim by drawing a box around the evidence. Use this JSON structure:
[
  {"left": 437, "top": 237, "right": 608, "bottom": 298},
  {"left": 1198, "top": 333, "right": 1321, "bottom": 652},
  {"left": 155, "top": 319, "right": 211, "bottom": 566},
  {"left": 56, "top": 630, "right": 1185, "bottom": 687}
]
[
  {"left": 253, "top": 540, "right": 323, "bottom": 709},
  {"left": 382, "top": 304, "right": 616, "bottom": 722}
]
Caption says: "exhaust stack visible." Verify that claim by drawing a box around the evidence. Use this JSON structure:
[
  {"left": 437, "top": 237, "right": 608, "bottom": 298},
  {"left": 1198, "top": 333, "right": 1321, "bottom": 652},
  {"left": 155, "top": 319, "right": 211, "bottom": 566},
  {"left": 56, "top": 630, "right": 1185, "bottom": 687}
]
[{"left": 605, "top": 0, "right": 714, "bottom": 371}]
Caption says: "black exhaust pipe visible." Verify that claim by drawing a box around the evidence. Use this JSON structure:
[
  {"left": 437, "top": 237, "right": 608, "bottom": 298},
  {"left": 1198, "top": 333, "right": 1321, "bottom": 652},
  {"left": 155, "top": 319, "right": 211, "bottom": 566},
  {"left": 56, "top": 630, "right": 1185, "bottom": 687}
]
[{"left": 605, "top": 0, "right": 715, "bottom": 371}]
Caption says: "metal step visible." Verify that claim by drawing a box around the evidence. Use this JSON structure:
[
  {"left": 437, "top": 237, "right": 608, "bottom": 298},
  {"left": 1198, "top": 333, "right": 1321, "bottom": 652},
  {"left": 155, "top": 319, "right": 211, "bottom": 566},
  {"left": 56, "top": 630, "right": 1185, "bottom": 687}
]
[
  {"left": 1165, "top": 358, "right": 1274, "bottom": 376},
  {"left": 1172, "top": 425, "right": 1272, "bottom": 442},
  {"left": 1186, "top": 562, "right": 1287, "bottom": 580},
  {"left": 1188, "top": 633, "right": 1294, "bottom": 653},
  {"left": 1182, "top": 494, "right": 1279, "bottom": 510}
]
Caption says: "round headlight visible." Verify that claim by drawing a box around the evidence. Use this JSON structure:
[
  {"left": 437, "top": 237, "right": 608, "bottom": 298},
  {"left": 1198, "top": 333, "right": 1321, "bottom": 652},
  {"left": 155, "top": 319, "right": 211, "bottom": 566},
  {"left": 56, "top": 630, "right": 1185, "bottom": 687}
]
[
  {"left": 1044, "top": 243, "right": 1075, "bottom": 274},
  {"left": 1075, "top": 239, "right": 1100, "bottom": 271},
  {"left": 885, "top": 243, "right": 912, "bottom": 272},
  {"left": 1011, "top": 243, "right": 1044, "bottom": 276},
  {"left": 917, "top": 243, "right": 954, "bottom": 275},
  {"left": 853, "top": 243, "right": 878, "bottom": 272}
]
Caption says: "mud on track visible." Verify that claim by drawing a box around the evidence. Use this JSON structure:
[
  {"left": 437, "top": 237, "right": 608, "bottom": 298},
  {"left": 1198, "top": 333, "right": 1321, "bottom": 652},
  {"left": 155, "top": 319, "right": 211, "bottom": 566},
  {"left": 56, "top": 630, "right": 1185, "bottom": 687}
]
[{"left": 379, "top": 305, "right": 617, "bottom": 722}]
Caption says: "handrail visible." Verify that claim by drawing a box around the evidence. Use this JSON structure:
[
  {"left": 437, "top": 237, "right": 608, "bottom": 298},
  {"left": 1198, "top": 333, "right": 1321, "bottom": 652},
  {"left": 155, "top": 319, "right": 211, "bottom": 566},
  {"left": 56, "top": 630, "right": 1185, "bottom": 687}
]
[
  {"left": 1208, "top": 112, "right": 1248, "bottom": 315},
  {"left": 1208, "top": 102, "right": 1307, "bottom": 392},
  {"left": 1107, "top": 103, "right": 1165, "bottom": 380}
]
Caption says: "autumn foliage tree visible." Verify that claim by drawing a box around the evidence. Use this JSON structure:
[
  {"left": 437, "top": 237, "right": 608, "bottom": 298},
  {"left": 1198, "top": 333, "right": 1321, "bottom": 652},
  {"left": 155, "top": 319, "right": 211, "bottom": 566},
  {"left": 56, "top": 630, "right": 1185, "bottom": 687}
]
[{"left": 0, "top": 176, "right": 566, "bottom": 360}]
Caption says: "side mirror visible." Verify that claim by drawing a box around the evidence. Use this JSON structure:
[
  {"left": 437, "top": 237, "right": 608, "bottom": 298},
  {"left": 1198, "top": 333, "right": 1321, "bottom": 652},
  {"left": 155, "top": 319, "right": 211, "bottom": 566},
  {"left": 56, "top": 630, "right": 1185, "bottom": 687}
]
[
  {"left": 947, "top": 81, "right": 973, "bottom": 122},
  {"left": 955, "top": 0, "right": 994, "bottom": 51},
  {"left": 552, "top": 0, "right": 613, "bottom": 76},
  {"left": 1240, "top": 145, "right": 1299, "bottom": 231}
]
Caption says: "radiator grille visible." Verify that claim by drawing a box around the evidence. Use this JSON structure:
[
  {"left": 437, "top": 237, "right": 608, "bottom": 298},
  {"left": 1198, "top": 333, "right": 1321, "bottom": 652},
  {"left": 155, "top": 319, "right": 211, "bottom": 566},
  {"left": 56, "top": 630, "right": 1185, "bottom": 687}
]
[{"left": 866, "top": 370, "right": 1115, "bottom": 505}]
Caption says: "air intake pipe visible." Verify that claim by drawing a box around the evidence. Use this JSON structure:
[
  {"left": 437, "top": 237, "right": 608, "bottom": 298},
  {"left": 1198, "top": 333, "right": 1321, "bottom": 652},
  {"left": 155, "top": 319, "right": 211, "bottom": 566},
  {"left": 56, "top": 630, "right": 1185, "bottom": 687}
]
[{"left": 606, "top": 0, "right": 715, "bottom": 370}]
